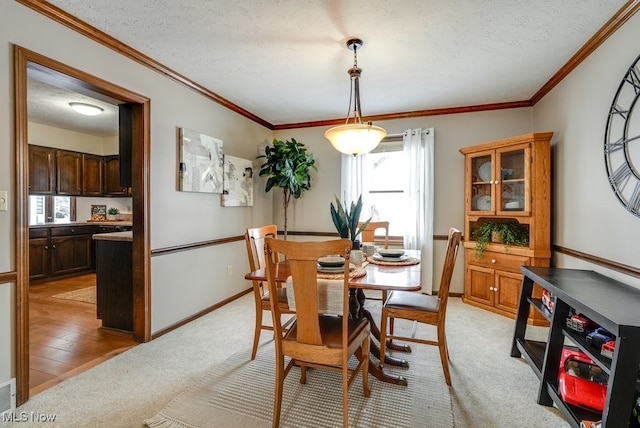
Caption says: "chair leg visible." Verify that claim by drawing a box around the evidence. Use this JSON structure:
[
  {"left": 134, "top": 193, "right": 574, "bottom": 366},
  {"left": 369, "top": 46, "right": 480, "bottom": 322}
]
[
  {"left": 251, "top": 305, "right": 263, "bottom": 360},
  {"left": 437, "top": 322, "right": 451, "bottom": 386},
  {"left": 342, "top": 364, "right": 349, "bottom": 428},
  {"left": 362, "top": 336, "right": 371, "bottom": 397},
  {"left": 273, "top": 353, "right": 284, "bottom": 427},
  {"left": 379, "top": 308, "right": 388, "bottom": 367},
  {"left": 300, "top": 365, "right": 307, "bottom": 384}
]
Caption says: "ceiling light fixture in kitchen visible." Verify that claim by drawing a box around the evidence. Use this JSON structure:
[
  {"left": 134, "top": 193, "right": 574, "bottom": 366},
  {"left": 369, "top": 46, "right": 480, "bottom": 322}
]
[{"left": 69, "top": 102, "right": 104, "bottom": 116}]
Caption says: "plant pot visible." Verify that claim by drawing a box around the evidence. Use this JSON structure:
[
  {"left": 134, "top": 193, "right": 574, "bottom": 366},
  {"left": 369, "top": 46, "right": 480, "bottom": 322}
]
[
  {"left": 491, "top": 231, "right": 503, "bottom": 244},
  {"left": 107, "top": 214, "right": 117, "bottom": 221}
]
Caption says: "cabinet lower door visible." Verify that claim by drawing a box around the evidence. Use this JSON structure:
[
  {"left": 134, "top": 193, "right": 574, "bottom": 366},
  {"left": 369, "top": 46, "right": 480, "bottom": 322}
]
[
  {"left": 51, "top": 235, "right": 93, "bottom": 275},
  {"left": 29, "top": 238, "right": 50, "bottom": 281},
  {"left": 466, "top": 264, "right": 495, "bottom": 307},
  {"left": 494, "top": 271, "right": 522, "bottom": 314}
]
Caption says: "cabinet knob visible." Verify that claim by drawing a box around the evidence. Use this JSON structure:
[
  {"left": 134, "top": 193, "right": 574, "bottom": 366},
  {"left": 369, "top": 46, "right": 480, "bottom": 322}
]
[
  {"left": 491, "top": 259, "right": 496, "bottom": 264},
  {"left": 494, "top": 180, "right": 500, "bottom": 184},
  {"left": 494, "top": 288, "right": 498, "bottom": 292},
  {"left": 489, "top": 287, "right": 494, "bottom": 291},
  {"left": 52, "top": 244, "right": 56, "bottom": 249},
  {"left": 44, "top": 245, "right": 49, "bottom": 250}
]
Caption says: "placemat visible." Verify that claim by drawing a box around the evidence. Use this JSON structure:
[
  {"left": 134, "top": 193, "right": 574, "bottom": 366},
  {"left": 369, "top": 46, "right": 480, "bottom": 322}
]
[
  {"left": 317, "top": 266, "right": 367, "bottom": 280},
  {"left": 367, "top": 256, "right": 420, "bottom": 266}
]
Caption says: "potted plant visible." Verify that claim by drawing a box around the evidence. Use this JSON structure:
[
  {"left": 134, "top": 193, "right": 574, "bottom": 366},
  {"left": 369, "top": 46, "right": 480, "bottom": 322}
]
[
  {"left": 107, "top": 207, "right": 120, "bottom": 221},
  {"left": 330, "top": 194, "right": 371, "bottom": 249},
  {"left": 258, "top": 138, "right": 316, "bottom": 239},
  {"left": 471, "top": 221, "right": 529, "bottom": 258}
]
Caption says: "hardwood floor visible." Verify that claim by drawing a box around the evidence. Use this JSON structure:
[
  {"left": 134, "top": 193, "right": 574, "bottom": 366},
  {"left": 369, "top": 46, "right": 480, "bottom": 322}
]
[{"left": 29, "top": 273, "right": 137, "bottom": 394}]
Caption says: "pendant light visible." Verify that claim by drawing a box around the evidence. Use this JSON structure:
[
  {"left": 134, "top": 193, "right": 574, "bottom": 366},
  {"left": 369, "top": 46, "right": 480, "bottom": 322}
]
[{"left": 324, "top": 38, "right": 386, "bottom": 156}]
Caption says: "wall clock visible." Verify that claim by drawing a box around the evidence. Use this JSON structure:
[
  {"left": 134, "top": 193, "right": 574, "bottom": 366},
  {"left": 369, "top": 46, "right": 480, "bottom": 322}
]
[{"left": 604, "top": 53, "right": 640, "bottom": 217}]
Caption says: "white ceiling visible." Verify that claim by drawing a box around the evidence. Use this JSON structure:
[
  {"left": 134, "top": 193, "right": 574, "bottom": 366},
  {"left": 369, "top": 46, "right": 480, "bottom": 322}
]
[{"left": 29, "top": 0, "right": 629, "bottom": 134}]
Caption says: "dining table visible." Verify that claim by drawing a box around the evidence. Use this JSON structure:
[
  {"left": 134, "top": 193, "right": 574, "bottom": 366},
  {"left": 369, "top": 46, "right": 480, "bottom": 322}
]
[{"left": 244, "top": 249, "right": 422, "bottom": 386}]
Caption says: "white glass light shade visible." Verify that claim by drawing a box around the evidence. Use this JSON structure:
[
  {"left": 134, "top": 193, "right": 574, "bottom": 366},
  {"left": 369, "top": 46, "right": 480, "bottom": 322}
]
[
  {"left": 69, "top": 102, "right": 103, "bottom": 116},
  {"left": 324, "top": 123, "right": 387, "bottom": 156}
]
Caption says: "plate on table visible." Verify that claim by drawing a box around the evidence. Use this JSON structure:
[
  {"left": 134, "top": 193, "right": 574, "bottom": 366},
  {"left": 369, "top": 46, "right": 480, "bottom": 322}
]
[
  {"left": 373, "top": 254, "right": 410, "bottom": 263},
  {"left": 318, "top": 256, "right": 345, "bottom": 268},
  {"left": 377, "top": 249, "right": 405, "bottom": 258},
  {"left": 478, "top": 162, "right": 492, "bottom": 182},
  {"left": 317, "top": 263, "right": 354, "bottom": 273}
]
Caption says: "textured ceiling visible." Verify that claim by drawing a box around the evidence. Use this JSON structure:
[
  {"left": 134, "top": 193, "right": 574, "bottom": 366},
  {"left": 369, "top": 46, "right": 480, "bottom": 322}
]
[{"left": 28, "top": 0, "right": 629, "bottom": 135}]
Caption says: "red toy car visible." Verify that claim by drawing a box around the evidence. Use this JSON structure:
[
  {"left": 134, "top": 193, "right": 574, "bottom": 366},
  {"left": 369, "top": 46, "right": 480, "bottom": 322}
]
[
  {"left": 559, "top": 348, "right": 608, "bottom": 412},
  {"left": 600, "top": 340, "right": 615, "bottom": 359},
  {"left": 566, "top": 313, "right": 596, "bottom": 335},
  {"left": 541, "top": 289, "right": 554, "bottom": 312}
]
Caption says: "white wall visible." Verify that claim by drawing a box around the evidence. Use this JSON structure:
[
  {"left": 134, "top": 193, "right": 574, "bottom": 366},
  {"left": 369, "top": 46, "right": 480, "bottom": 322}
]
[
  {"left": 0, "top": 2, "right": 273, "bottom": 383},
  {"left": 273, "top": 107, "right": 534, "bottom": 294},
  {"left": 532, "top": 11, "right": 640, "bottom": 288},
  {"left": 28, "top": 122, "right": 113, "bottom": 155}
]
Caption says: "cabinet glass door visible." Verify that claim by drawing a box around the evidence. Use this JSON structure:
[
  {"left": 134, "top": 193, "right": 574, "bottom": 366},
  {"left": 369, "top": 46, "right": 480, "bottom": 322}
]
[
  {"left": 470, "top": 153, "right": 493, "bottom": 212},
  {"left": 497, "top": 146, "right": 529, "bottom": 214}
]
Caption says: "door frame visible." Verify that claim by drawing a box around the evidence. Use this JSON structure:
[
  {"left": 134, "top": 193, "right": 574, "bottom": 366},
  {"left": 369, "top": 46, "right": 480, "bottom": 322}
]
[{"left": 14, "top": 45, "right": 151, "bottom": 405}]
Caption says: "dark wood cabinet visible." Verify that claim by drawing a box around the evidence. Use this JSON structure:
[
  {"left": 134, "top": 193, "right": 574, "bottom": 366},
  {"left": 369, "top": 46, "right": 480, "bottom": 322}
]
[
  {"left": 512, "top": 267, "right": 640, "bottom": 427},
  {"left": 95, "top": 236, "right": 132, "bottom": 331},
  {"left": 50, "top": 226, "right": 94, "bottom": 276},
  {"left": 82, "top": 154, "right": 104, "bottom": 196},
  {"left": 28, "top": 145, "right": 56, "bottom": 194},
  {"left": 56, "top": 150, "right": 82, "bottom": 196},
  {"left": 28, "top": 229, "right": 51, "bottom": 281},
  {"left": 104, "top": 155, "right": 128, "bottom": 196}
]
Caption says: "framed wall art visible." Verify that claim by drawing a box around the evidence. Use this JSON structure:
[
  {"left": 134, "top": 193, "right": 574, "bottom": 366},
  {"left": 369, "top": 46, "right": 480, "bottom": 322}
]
[
  {"left": 178, "top": 127, "right": 224, "bottom": 193},
  {"left": 221, "top": 155, "right": 254, "bottom": 207}
]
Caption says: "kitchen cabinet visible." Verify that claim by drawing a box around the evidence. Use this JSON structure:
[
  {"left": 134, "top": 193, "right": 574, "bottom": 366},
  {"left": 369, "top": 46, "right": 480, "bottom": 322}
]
[
  {"left": 28, "top": 228, "right": 50, "bottom": 281},
  {"left": 460, "top": 133, "right": 552, "bottom": 325},
  {"left": 512, "top": 267, "right": 640, "bottom": 427},
  {"left": 104, "top": 155, "right": 129, "bottom": 196},
  {"left": 28, "top": 224, "right": 131, "bottom": 282},
  {"left": 50, "top": 226, "right": 94, "bottom": 276},
  {"left": 28, "top": 145, "right": 56, "bottom": 194},
  {"left": 56, "top": 149, "right": 82, "bottom": 196},
  {"left": 82, "top": 153, "right": 104, "bottom": 196},
  {"left": 28, "top": 145, "right": 126, "bottom": 196}
]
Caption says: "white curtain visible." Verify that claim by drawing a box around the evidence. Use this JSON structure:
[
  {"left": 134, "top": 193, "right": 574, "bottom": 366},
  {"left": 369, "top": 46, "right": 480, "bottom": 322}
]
[
  {"left": 403, "top": 128, "right": 435, "bottom": 294},
  {"left": 340, "top": 153, "right": 371, "bottom": 207}
]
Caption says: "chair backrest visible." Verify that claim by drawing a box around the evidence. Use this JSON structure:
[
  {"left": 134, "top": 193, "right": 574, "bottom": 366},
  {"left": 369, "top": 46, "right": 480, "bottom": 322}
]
[
  {"left": 436, "top": 228, "right": 462, "bottom": 316},
  {"left": 358, "top": 221, "right": 390, "bottom": 248},
  {"left": 245, "top": 225, "right": 278, "bottom": 295},
  {"left": 265, "top": 238, "right": 352, "bottom": 346}
]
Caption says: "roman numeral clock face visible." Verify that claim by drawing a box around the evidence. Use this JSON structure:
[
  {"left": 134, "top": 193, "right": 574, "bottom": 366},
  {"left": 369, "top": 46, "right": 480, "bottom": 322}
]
[{"left": 605, "top": 53, "right": 640, "bottom": 217}]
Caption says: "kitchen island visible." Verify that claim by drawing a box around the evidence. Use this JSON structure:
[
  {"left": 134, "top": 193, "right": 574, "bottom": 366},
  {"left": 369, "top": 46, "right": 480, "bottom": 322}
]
[{"left": 93, "top": 230, "right": 133, "bottom": 332}]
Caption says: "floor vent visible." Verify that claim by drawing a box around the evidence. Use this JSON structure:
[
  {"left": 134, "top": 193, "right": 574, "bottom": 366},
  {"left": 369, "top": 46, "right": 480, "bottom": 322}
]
[{"left": 0, "top": 378, "right": 16, "bottom": 414}]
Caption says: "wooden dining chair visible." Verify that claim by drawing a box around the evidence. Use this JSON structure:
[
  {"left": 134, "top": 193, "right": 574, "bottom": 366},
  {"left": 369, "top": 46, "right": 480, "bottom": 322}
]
[
  {"left": 379, "top": 227, "right": 462, "bottom": 386},
  {"left": 264, "top": 237, "right": 371, "bottom": 428},
  {"left": 245, "top": 225, "right": 295, "bottom": 360},
  {"left": 358, "top": 221, "right": 389, "bottom": 248}
]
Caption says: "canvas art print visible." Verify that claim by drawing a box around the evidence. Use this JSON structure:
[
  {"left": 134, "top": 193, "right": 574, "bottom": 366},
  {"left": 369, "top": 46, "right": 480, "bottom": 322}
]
[
  {"left": 179, "top": 127, "right": 224, "bottom": 193},
  {"left": 222, "top": 155, "right": 254, "bottom": 207}
]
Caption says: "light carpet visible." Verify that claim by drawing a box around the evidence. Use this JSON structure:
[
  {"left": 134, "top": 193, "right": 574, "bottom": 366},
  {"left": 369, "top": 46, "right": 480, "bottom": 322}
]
[
  {"left": 51, "top": 286, "right": 96, "bottom": 304},
  {"left": 145, "top": 338, "right": 453, "bottom": 427}
]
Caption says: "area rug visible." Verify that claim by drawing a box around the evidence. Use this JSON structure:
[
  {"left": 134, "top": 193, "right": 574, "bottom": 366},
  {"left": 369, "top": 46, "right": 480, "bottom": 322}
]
[
  {"left": 145, "top": 330, "right": 453, "bottom": 427},
  {"left": 51, "top": 286, "right": 96, "bottom": 304}
]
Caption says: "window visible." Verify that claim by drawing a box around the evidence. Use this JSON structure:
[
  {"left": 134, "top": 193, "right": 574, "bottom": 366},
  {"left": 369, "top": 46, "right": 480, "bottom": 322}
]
[
  {"left": 29, "top": 195, "right": 74, "bottom": 224},
  {"left": 361, "top": 140, "right": 405, "bottom": 236}
]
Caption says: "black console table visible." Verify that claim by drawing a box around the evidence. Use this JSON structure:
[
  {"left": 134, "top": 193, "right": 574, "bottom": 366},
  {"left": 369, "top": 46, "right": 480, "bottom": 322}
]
[{"left": 511, "top": 266, "right": 640, "bottom": 428}]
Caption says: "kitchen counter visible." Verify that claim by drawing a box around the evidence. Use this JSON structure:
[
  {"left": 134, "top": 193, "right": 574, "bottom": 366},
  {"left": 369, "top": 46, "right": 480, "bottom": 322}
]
[{"left": 92, "top": 231, "right": 132, "bottom": 242}]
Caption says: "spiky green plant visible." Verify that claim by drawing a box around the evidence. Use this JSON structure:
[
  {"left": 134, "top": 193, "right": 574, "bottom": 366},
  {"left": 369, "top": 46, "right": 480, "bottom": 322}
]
[{"left": 330, "top": 194, "right": 371, "bottom": 245}]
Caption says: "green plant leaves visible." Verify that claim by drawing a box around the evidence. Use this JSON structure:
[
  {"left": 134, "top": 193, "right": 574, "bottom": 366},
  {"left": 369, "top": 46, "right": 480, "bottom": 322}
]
[{"left": 330, "top": 194, "right": 372, "bottom": 242}]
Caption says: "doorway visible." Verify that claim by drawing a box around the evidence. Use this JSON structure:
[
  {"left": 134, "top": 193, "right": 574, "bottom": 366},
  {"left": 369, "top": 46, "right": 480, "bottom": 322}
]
[{"left": 14, "top": 46, "right": 151, "bottom": 405}]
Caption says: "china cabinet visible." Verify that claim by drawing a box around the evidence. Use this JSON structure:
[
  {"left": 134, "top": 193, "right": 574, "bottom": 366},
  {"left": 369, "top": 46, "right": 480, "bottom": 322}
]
[{"left": 460, "top": 132, "right": 552, "bottom": 324}]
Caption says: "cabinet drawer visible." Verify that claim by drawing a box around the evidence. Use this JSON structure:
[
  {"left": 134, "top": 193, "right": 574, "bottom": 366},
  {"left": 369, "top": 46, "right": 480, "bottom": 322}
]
[
  {"left": 29, "top": 228, "right": 49, "bottom": 239},
  {"left": 51, "top": 225, "right": 94, "bottom": 236},
  {"left": 466, "top": 249, "right": 529, "bottom": 272}
]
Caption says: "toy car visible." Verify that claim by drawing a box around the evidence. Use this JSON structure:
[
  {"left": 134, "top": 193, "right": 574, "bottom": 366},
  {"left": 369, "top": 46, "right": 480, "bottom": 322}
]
[
  {"left": 600, "top": 340, "right": 615, "bottom": 359},
  {"left": 586, "top": 327, "right": 615, "bottom": 350},
  {"left": 566, "top": 313, "right": 596, "bottom": 334},
  {"left": 541, "top": 289, "right": 554, "bottom": 313},
  {"left": 559, "top": 347, "right": 608, "bottom": 412}
]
